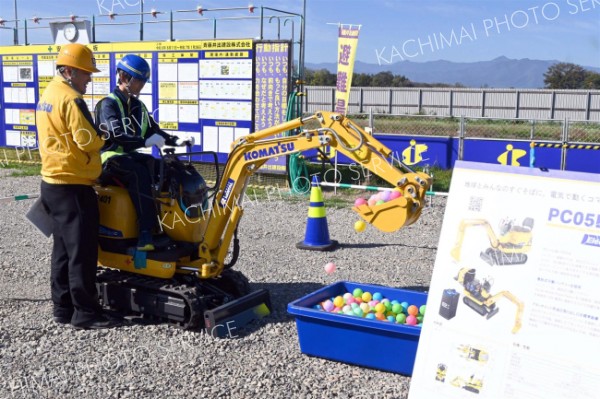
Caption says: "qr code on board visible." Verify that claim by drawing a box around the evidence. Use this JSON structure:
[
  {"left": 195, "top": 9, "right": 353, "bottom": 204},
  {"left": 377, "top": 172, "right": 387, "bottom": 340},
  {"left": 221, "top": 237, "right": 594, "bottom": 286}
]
[{"left": 468, "top": 196, "right": 483, "bottom": 212}]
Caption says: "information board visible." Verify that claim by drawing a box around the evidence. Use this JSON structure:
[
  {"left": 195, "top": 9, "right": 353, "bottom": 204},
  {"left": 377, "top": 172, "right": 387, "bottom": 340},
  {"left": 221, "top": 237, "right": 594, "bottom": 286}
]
[
  {"left": 409, "top": 161, "right": 600, "bottom": 399},
  {"left": 0, "top": 39, "right": 291, "bottom": 167}
]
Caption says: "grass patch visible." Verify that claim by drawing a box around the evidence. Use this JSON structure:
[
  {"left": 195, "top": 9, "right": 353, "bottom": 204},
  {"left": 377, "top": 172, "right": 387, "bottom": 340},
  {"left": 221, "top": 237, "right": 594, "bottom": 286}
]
[{"left": 0, "top": 162, "right": 41, "bottom": 177}]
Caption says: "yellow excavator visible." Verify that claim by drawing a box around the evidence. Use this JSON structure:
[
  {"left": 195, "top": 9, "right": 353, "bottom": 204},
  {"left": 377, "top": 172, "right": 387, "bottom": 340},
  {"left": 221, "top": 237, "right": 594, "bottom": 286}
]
[
  {"left": 455, "top": 268, "right": 524, "bottom": 334},
  {"left": 457, "top": 344, "right": 489, "bottom": 363},
  {"left": 94, "top": 111, "right": 432, "bottom": 333},
  {"left": 450, "top": 218, "right": 534, "bottom": 266},
  {"left": 451, "top": 374, "right": 484, "bottom": 394}
]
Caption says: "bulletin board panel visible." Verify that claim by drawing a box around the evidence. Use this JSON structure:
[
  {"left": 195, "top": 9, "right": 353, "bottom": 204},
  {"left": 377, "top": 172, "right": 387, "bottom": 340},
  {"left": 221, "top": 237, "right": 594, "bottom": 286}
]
[{"left": 0, "top": 39, "right": 292, "bottom": 172}]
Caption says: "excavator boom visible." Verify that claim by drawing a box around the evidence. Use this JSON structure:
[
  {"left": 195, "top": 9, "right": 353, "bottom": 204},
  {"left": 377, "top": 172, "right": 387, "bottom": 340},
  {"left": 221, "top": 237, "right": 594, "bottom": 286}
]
[{"left": 191, "top": 111, "right": 432, "bottom": 278}]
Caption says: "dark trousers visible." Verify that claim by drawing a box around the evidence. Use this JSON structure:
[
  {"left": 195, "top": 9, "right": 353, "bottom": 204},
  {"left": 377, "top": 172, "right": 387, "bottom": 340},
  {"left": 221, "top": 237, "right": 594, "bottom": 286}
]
[
  {"left": 103, "top": 152, "right": 157, "bottom": 232},
  {"left": 41, "top": 182, "right": 103, "bottom": 324}
]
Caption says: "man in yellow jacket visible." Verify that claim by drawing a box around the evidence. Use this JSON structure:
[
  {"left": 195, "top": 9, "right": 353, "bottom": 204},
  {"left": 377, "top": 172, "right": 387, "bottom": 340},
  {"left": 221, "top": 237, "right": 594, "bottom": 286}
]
[{"left": 36, "top": 43, "right": 120, "bottom": 329}]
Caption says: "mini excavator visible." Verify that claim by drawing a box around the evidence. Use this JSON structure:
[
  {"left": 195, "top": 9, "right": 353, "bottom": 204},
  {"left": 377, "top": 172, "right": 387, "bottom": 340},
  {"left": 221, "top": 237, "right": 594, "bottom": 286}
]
[
  {"left": 451, "top": 374, "right": 484, "bottom": 394},
  {"left": 457, "top": 344, "right": 489, "bottom": 363},
  {"left": 450, "top": 217, "right": 534, "bottom": 266},
  {"left": 455, "top": 268, "right": 524, "bottom": 334},
  {"left": 93, "top": 111, "right": 432, "bottom": 333}
]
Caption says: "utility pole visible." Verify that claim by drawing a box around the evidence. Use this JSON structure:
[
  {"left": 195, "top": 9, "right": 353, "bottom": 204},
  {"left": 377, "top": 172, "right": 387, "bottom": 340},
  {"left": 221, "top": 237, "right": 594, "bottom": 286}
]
[
  {"left": 13, "top": 0, "right": 18, "bottom": 45},
  {"left": 139, "top": 0, "right": 144, "bottom": 41}
]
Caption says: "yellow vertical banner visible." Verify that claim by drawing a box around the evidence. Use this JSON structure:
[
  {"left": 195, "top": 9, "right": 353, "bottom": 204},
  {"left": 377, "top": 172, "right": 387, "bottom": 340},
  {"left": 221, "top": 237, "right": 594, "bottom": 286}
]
[{"left": 334, "top": 25, "right": 360, "bottom": 115}]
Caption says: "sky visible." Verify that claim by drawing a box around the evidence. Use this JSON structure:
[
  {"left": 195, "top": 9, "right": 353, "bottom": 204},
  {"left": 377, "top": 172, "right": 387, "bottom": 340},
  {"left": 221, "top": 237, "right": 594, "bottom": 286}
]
[{"left": 0, "top": 0, "right": 599, "bottom": 67}]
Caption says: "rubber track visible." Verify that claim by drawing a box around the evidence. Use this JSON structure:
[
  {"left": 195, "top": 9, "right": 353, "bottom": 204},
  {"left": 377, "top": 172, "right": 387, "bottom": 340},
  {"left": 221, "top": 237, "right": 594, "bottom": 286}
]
[{"left": 97, "top": 267, "right": 205, "bottom": 329}]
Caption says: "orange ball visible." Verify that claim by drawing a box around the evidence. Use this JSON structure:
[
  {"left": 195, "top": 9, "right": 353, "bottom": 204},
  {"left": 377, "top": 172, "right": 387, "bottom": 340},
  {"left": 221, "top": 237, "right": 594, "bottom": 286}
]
[
  {"left": 375, "top": 312, "right": 386, "bottom": 320},
  {"left": 407, "top": 305, "right": 419, "bottom": 316}
]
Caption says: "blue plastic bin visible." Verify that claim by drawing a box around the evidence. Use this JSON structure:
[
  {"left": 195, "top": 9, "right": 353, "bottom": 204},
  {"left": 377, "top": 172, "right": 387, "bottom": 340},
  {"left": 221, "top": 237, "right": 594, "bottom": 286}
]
[{"left": 287, "top": 281, "right": 427, "bottom": 376}]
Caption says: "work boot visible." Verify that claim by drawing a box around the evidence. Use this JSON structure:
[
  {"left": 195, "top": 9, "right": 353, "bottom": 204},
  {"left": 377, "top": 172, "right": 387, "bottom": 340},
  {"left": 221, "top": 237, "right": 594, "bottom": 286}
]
[
  {"left": 136, "top": 230, "right": 155, "bottom": 251},
  {"left": 72, "top": 314, "right": 123, "bottom": 330}
]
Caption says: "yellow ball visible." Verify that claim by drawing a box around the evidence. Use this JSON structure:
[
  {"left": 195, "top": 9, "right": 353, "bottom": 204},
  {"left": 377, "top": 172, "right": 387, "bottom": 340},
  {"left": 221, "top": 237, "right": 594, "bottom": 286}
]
[
  {"left": 333, "top": 296, "right": 344, "bottom": 308},
  {"left": 361, "top": 292, "right": 372, "bottom": 302},
  {"left": 354, "top": 220, "right": 367, "bottom": 233},
  {"left": 375, "top": 303, "right": 386, "bottom": 314}
]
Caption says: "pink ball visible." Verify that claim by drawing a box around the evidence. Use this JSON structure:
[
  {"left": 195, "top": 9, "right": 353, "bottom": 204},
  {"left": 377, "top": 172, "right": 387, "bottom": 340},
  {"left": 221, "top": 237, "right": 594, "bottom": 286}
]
[
  {"left": 406, "top": 315, "right": 418, "bottom": 325},
  {"left": 323, "top": 300, "right": 334, "bottom": 312},
  {"left": 389, "top": 190, "right": 402, "bottom": 200},
  {"left": 354, "top": 198, "right": 367, "bottom": 207},
  {"left": 324, "top": 262, "right": 336, "bottom": 275},
  {"left": 343, "top": 293, "right": 353, "bottom": 302},
  {"left": 367, "top": 198, "right": 377, "bottom": 207}
]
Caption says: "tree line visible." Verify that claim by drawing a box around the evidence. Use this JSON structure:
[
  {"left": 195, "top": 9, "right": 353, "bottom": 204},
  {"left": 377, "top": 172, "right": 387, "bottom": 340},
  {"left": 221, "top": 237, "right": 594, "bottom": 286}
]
[
  {"left": 303, "top": 63, "right": 600, "bottom": 89},
  {"left": 303, "top": 69, "right": 465, "bottom": 88}
]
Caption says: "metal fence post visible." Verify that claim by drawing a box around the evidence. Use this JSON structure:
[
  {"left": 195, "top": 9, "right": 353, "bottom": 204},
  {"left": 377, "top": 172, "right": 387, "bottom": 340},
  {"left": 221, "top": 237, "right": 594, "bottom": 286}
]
[
  {"left": 418, "top": 89, "right": 423, "bottom": 114},
  {"left": 586, "top": 91, "right": 592, "bottom": 121},
  {"left": 388, "top": 89, "right": 393, "bottom": 114},
  {"left": 550, "top": 91, "right": 557, "bottom": 120},
  {"left": 561, "top": 117, "right": 568, "bottom": 170},
  {"left": 359, "top": 88, "right": 363, "bottom": 113},
  {"left": 449, "top": 90, "right": 453, "bottom": 117},
  {"left": 331, "top": 88, "right": 336, "bottom": 112},
  {"left": 458, "top": 116, "right": 465, "bottom": 160},
  {"left": 481, "top": 90, "right": 486, "bottom": 117},
  {"left": 169, "top": 10, "right": 174, "bottom": 41},
  {"left": 515, "top": 90, "right": 520, "bottom": 118}
]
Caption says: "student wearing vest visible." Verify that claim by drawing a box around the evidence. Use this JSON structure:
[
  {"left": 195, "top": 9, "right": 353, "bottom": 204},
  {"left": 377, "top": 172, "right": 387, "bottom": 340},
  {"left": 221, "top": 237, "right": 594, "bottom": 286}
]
[
  {"left": 95, "top": 54, "right": 193, "bottom": 251},
  {"left": 36, "top": 43, "right": 122, "bottom": 329}
]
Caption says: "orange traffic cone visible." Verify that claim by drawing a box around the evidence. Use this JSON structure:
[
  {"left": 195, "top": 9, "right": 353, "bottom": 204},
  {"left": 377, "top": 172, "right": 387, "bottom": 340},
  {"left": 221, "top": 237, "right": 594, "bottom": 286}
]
[{"left": 296, "top": 176, "right": 338, "bottom": 251}]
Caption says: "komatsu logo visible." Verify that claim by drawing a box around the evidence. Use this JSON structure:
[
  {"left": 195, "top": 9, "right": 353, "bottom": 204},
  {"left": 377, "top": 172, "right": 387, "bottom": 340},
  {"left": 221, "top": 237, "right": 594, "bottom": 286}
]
[
  {"left": 581, "top": 234, "right": 600, "bottom": 247},
  {"left": 243, "top": 143, "right": 295, "bottom": 161}
]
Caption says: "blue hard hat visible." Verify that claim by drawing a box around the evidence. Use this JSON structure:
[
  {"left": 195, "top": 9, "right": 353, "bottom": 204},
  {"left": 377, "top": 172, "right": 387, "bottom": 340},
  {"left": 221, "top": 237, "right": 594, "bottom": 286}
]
[{"left": 117, "top": 54, "right": 151, "bottom": 82}]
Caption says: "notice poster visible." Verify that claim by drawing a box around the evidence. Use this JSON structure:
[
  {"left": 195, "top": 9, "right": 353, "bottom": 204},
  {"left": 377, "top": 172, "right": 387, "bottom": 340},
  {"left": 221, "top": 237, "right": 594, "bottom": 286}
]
[{"left": 409, "top": 161, "right": 600, "bottom": 399}]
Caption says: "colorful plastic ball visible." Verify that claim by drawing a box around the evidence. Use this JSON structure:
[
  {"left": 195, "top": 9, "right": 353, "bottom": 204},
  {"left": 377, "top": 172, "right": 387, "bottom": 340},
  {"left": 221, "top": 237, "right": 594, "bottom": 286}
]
[
  {"left": 343, "top": 292, "right": 353, "bottom": 302},
  {"left": 366, "top": 313, "right": 376, "bottom": 320},
  {"left": 360, "top": 303, "right": 370, "bottom": 313},
  {"left": 353, "top": 288, "right": 364, "bottom": 298},
  {"left": 401, "top": 301, "right": 409, "bottom": 311},
  {"left": 324, "top": 262, "right": 336, "bottom": 275},
  {"left": 342, "top": 305, "right": 352, "bottom": 313},
  {"left": 406, "top": 315, "right": 418, "bottom": 325},
  {"left": 419, "top": 305, "right": 426, "bottom": 316},
  {"left": 373, "top": 292, "right": 383, "bottom": 301},
  {"left": 354, "top": 220, "right": 367, "bottom": 233},
  {"left": 381, "top": 191, "right": 391, "bottom": 201},
  {"left": 417, "top": 316, "right": 424, "bottom": 323},
  {"left": 407, "top": 305, "right": 419, "bottom": 316},
  {"left": 375, "top": 200, "right": 385, "bottom": 206},
  {"left": 354, "top": 197, "right": 367, "bottom": 207},
  {"left": 353, "top": 307, "right": 364, "bottom": 317},
  {"left": 367, "top": 198, "right": 377, "bottom": 207},
  {"left": 389, "top": 190, "right": 402, "bottom": 200},
  {"left": 355, "top": 297, "right": 363, "bottom": 304},
  {"left": 392, "top": 303, "right": 402, "bottom": 315},
  {"left": 314, "top": 304, "right": 322, "bottom": 310},
  {"left": 333, "top": 307, "right": 341, "bottom": 313},
  {"left": 333, "top": 296, "right": 344, "bottom": 308},
  {"left": 374, "top": 303, "right": 386, "bottom": 314},
  {"left": 375, "top": 312, "right": 386, "bottom": 320},
  {"left": 396, "top": 313, "right": 407, "bottom": 324},
  {"left": 384, "top": 301, "right": 393, "bottom": 312},
  {"left": 344, "top": 309, "right": 354, "bottom": 316},
  {"left": 345, "top": 296, "right": 355, "bottom": 305},
  {"left": 361, "top": 292, "right": 372, "bottom": 302},
  {"left": 323, "top": 300, "right": 334, "bottom": 312},
  {"left": 386, "top": 315, "right": 395, "bottom": 322},
  {"left": 368, "top": 300, "right": 378, "bottom": 308}
]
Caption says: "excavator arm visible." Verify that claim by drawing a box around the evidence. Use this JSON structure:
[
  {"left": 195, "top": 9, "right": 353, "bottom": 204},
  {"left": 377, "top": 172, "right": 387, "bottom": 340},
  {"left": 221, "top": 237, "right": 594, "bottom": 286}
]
[
  {"left": 450, "top": 219, "right": 499, "bottom": 261},
  {"left": 485, "top": 290, "right": 524, "bottom": 334},
  {"left": 190, "top": 111, "right": 431, "bottom": 278}
]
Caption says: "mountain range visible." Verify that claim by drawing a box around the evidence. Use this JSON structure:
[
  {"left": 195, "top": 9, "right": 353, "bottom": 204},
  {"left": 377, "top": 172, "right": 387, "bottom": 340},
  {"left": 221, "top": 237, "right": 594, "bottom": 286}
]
[{"left": 306, "top": 56, "right": 600, "bottom": 89}]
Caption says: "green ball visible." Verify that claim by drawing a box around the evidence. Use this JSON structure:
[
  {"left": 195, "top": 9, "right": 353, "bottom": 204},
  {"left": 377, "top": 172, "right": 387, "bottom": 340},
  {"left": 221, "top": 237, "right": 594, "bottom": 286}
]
[
  {"left": 353, "top": 288, "right": 363, "bottom": 298},
  {"left": 384, "top": 301, "right": 393, "bottom": 311},
  {"left": 392, "top": 303, "right": 402, "bottom": 315},
  {"left": 419, "top": 305, "right": 426, "bottom": 316},
  {"left": 417, "top": 316, "right": 423, "bottom": 323},
  {"left": 395, "top": 313, "right": 406, "bottom": 324}
]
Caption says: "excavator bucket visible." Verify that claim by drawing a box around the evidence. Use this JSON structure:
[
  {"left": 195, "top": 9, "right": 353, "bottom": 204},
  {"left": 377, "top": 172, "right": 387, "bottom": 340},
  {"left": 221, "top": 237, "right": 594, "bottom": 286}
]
[{"left": 352, "top": 195, "right": 420, "bottom": 233}]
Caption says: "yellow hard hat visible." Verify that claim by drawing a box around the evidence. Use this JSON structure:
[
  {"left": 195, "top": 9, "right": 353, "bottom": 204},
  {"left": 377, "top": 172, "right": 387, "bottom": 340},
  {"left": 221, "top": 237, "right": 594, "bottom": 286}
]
[{"left": 56, "top": 43, "right": 100, "bottom": 73}]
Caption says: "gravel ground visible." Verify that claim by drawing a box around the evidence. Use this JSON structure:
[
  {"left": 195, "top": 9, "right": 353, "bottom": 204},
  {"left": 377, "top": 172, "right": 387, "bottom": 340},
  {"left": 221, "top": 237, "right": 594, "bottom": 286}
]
[{"left": 0, "top": 173, "right": 444, "bottom": 399}]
